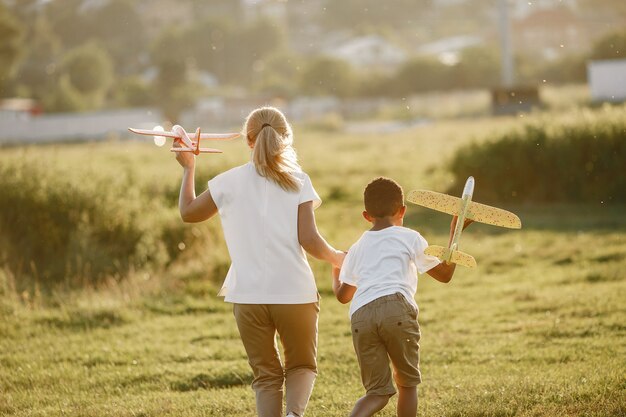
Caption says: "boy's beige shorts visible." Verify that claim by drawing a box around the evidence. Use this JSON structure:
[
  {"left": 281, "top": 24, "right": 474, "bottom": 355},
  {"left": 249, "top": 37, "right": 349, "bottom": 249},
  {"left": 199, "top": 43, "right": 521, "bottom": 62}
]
[{"left": 350, "top": 292, "right": 421, "bottom": 396}]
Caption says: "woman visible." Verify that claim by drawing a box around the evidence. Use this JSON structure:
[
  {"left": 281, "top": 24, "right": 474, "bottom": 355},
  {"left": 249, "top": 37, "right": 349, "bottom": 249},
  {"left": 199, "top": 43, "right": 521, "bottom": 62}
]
[{"left": 174, "top": 106, "right": 344, "bottom": 417}]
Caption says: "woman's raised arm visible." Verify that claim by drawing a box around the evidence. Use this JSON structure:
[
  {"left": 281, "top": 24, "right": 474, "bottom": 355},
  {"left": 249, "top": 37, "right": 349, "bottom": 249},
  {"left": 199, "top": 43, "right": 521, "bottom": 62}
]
[{"left": 175, "top": 144, "right": 218, "bottom": 223}]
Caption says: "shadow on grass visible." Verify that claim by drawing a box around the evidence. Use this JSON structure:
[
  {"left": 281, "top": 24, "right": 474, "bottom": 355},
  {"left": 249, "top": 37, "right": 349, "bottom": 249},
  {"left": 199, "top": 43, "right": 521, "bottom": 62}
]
[
  {"left": 171, "top": 371, "right": 252, "bottom": 391},
  {"left": 142, "top": 296, "right": 223, "bottom": 316},
  {"left": 37, "top": 308, "right": 130, "bottom": 331}
]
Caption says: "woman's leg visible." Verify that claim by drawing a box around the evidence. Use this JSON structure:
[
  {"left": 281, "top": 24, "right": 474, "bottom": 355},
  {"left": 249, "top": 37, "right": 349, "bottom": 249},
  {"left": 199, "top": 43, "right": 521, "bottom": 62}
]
[
  {"left": 234, "top": 304, "right": 284, "bottom": 417},
  {"left": 271, "top": 302, "right": 319, "bottom": 417}
]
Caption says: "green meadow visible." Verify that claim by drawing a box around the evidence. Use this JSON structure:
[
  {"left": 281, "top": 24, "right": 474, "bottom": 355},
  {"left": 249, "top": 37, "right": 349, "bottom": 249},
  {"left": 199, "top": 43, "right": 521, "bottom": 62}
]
[{"left": 1, "top": 109, "right": 625, "bottom": 416}]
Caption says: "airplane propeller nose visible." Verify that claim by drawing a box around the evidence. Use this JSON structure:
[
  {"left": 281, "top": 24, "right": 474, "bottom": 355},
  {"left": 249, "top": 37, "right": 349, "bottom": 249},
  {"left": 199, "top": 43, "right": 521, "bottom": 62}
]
[{"left": 463, "top": 176, "right": 475, "bottom": 198}]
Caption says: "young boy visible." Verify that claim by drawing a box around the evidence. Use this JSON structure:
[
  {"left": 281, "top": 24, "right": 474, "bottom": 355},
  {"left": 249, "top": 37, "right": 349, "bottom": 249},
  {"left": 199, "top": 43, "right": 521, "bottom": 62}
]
[{"left": 332, "top": 177, "right": 471, "bottom": 417}]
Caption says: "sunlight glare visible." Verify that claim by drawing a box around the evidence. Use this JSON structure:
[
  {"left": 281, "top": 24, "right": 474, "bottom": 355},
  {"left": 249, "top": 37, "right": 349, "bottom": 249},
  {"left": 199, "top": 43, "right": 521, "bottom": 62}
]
[{"left": 153, "top": 125, "right": 166, "bottom": 147}]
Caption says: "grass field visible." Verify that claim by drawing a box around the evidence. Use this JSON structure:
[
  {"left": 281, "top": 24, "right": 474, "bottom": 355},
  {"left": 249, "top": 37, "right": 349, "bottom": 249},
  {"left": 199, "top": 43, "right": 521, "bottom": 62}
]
[{"left": 1, "top": 113, "right": 625, "bottom": 416}]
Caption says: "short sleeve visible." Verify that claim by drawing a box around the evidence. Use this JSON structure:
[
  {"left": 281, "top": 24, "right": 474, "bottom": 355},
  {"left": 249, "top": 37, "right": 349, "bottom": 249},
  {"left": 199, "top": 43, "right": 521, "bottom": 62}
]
[
  {"left": 299, "top": 173, "right": 322, "bottom": 210},
  {"left": 338, "top": 246, "right": 358, "bottom": 286},
  {"left": 413, "top": 233, "right": 441, "bottom": 274},
  {"left": 207, "top": 172, "right": 228, "bottom": 210}
]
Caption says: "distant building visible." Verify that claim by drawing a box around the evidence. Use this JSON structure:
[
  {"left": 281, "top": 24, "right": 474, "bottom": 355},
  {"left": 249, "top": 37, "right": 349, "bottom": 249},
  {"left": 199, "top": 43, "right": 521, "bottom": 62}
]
[
  {"left": 241, "top": 0, "right": 288, "bottom": 23},
  {"left": 588, "top": 59, "right": 626, "bottom": 102},
  {"left": 416, "top": 35, "right": 484, "bottom": 65},
  {"left": 510, "top": 0, "right": 578, "bottom": 19},
  {"left": 325, "top": 35, "right": 407, "bottom": 72}
]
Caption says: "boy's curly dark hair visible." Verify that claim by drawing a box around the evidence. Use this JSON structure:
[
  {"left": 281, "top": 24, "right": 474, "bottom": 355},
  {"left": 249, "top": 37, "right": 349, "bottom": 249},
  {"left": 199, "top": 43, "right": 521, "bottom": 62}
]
[{"left": 363, "top": 177, "right": 404, "bottom": 218}]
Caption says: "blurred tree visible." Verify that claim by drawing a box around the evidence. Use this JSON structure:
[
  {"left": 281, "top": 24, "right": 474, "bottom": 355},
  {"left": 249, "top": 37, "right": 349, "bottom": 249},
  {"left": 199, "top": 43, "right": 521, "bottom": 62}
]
[
  {"left": 226, "top": 18, "right": 286, "bottom": 86},
  {"left": 113, "top": 76, "right": 154, "bottom": 108},
  {"left": 321, "top": 0, "right": 431, "bottom": 30},
  {"left": 44, "top": 0, "right": 91, "bottom": 49},
  {"left": 0, "top": 3, "right": 23, "bottom": 95},
  {"left": 392, "top": 57, "right": 450, "bottom": 95},
  {"left": 451, "top": 47, "right": 500, "bottom": 89},
  {"left": 15, "top": 16, "right": 61, "bottom": 99},
  {"left": 354, "top": 72, "right": 393, "bottom": 98},
  {"left": 152, "top": 28, "right": 197, "bottom": 122},
  {"left": 88, "top": 0, "right": 148, "bottom": 75},
  {"left": 5, "top": 0, "right": 40, "bottom": 21},
  {"left": 43, "top": 75, "right": 86, "bottom": 112},
  {"left": 590, "top": 29, "right": 626, "bottom": 60},
  {"left": 61, "top": 42, "right": 114, "bottom": 97},
  {"left": 254, "top": 51, "right": 302, "bottom": 98},
  {"left": 184, "top": 17, "right": 234, "bottom": 80},
  {"left": 578, "top": 0, "right": 626, "bottom": 20},
  {"left": 187, "top": 0, "right": 243, "bottom": 21},
  {"left": 300, "top": 56, "right": 355, "bottom": 97},
  {"left": 184, "top": 17, "right": 285, "bottom": 88},
  {"left": 531, "top": 54, "right": 587, "bottom": 85}
]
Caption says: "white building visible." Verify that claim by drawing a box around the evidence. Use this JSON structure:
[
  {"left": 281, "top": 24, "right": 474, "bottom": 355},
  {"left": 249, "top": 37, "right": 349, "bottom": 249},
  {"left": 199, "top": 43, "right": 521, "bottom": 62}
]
[
  {"left": 587, "top": 59, "right": 626, "bottom": 102},
  {"left": 325, "top": 35, "right": 407, "bottom": 72},
  {"left": 416, "top": 35, "right": 484, "bottom": 65}
]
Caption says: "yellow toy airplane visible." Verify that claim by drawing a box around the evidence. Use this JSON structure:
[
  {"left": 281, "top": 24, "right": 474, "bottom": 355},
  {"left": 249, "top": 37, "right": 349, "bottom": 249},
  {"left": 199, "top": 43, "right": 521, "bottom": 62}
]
[
  {"left": 407, "top": 176, "right": 521, "bottom": 268},
  {"left": 128, "top": 125, "right": 240, "bottom": 155}
]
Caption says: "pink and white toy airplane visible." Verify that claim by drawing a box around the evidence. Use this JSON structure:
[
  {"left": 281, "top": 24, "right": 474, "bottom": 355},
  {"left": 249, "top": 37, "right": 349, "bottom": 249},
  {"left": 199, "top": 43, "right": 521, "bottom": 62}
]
[{"left": 128, "top": 125, "right": 240, "bottom": 155}]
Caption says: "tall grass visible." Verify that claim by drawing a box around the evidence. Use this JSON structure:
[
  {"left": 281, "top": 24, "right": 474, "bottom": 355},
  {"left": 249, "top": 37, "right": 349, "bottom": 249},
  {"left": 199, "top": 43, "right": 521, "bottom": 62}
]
[
  {"left": 0, "top": 106, "right": 625, "bottom": 416},
  {"left": 0, "top": 153, "right": 218, "bottom": 291},
  {"left": 1, "top": 104, "right": 624, "bottom": 292},
  {"left": 448, "top": 104, "right": 626, "bottom": 204}
]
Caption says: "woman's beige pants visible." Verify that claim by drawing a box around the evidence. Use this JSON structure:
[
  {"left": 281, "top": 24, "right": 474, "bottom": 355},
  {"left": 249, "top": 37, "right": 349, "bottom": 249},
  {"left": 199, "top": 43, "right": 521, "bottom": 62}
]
[{"left": 234, "top": 302, "right": 319, "bottom": 417}]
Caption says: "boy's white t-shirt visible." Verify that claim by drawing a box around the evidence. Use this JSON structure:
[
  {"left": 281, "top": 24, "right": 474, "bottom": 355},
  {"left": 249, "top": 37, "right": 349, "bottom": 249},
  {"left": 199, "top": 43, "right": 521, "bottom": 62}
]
[
  {"left": 339, "top": 226, "right": 441, "bottom": 318},
  {"left": 208, "top": 162, "right": 321, "bottom": 304}
]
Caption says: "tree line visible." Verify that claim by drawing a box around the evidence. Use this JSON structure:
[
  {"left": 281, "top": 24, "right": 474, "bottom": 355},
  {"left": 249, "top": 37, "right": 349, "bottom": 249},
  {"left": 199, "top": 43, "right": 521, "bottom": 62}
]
[{"left": 0, "top": 0, "right": 625, "bottom": 122}]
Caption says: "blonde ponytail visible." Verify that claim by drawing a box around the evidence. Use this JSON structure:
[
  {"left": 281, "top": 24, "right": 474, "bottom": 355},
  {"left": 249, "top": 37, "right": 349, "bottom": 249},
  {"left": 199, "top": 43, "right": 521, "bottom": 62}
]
[{"left": 244, "top": 107, "right": 301, "bottom": 192}]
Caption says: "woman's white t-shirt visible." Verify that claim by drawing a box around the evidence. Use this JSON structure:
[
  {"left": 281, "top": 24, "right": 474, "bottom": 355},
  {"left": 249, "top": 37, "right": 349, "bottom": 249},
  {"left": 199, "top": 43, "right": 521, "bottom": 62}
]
[
  {"left": 339, "top": 226, "right": 441, "bottom": 318},
  {"left": 208, "top": 162, "right": 321, "bottom": 304}
]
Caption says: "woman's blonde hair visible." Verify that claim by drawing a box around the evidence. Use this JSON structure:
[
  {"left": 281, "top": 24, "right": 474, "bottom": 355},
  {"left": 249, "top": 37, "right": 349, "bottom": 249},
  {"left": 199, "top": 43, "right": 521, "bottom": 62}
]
[{"left": 244, "top": 106, "right": 301, "bottom": 192}]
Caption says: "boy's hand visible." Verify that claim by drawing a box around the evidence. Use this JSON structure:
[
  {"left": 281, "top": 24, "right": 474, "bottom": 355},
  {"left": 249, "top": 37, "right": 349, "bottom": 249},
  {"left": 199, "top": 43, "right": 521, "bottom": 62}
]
[
  {"left": 450, "top": 215, "right": 473, "bottom": 232},
  {"left": 331, "top": 262, "right": 356, "bottom": 304}
]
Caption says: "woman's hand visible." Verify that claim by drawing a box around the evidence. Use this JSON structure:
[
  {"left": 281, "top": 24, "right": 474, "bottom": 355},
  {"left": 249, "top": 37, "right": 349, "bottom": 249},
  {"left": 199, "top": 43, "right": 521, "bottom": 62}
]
[
  {"left": 174, "top": 139, "right": 196, "bottom": 169},
  {"left": 171, "top": 125, "right": 196, "bottom": 169},
  {"left": 332, "top": 250, "right": 346, "bottom": 268}
]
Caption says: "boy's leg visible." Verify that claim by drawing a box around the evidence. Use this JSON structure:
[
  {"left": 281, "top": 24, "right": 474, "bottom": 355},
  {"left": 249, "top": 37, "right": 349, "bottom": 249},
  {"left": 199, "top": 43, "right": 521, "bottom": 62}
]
[
  {"left": 349, "top": 394, "right": 391, "bottom": 417},
  {"left": 396, "top": 385, "right": 417, "bottom": 417},
  {"left": 350, "top": 298, "right": 398, "bottom": 417},
  {"left": 380, "top": 295, "right": 422, "bottom": 417},
  {"left": 271, "top": 302, "right": 319, "bottom": 417},
  {"left": 233, "top": 304, "right": 284, "bottom": 417}
]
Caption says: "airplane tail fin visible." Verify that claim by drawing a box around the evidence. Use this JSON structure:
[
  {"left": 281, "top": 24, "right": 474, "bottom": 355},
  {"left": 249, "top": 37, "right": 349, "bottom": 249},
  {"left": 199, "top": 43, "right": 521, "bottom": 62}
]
[{"left": 424, "top": 245, "right": 477, "bottom": 268}]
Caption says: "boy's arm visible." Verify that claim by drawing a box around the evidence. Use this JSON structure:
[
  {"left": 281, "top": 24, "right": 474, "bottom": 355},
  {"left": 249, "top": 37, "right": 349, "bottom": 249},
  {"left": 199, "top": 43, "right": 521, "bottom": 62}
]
[
  {"left": 332, "top": 266, "right": 356, "bottom": 304},
  {"left": 426, "top": 216, "right": 473, "bottom": 283}
]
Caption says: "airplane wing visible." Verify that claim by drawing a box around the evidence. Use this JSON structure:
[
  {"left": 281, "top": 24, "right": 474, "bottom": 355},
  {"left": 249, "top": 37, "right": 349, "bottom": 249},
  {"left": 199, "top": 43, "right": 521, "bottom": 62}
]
[
  {"left": 199, "top": 133, "right": 240, "bottom": 140},
  {"left": 407, "top": 189, "right": 521, "bottom": 229},
  {"left": 406, "top": 190, "right": 462, "bottom": 216},
  {"left": 467, "top": 201, "right": 521, "bottom": 229},
  {"left": 170, "top": 147, "right": 223, "bottom": 153},
  {"left": 424, "top": 245, "right": 477, "bottom": 268},
  {"left": 129, "top": 128, "right": 239, "bottom": 141},
  {"left": 128, "top": 128, "right": 180, "bottom": 138}
]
